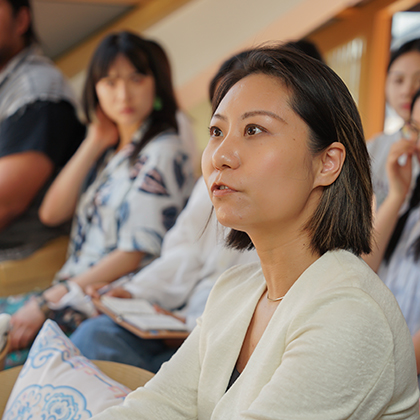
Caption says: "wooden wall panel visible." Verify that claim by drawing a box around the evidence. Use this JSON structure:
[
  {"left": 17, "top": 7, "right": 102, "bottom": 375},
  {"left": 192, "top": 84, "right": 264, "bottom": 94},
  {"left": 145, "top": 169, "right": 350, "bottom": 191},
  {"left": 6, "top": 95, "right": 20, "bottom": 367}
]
[{"left": 309, "top": 0, "right": 419, "bottom": 140}]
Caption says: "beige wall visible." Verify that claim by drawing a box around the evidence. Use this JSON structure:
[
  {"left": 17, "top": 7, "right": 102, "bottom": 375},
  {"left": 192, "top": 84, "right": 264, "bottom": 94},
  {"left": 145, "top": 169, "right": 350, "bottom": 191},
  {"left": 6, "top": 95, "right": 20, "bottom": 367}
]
[
  {"left": 142, "top": 0, "right": 368, "bottom": 159},
  {"left": 63, "top": 0, "right": 369, "bottom": 165}
]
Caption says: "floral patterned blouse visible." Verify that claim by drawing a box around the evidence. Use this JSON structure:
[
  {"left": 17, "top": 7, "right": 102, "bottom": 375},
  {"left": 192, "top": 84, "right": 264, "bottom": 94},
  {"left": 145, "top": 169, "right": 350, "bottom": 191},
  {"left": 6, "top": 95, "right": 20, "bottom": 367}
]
[{"left": 55, "top": 127, "right": 195, "bottom": 280}]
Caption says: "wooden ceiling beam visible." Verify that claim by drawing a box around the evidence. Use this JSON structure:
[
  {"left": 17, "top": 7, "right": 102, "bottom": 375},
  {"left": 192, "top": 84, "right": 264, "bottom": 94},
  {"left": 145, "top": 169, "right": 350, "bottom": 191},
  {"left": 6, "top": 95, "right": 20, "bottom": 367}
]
[
  {"left": 39, "top": 0, "right": 145, "bottom": 5},
  {"left": 55, "top": 0, "right": 192, "bottom": 77},
  {"left": 386, "top": 0, "right": 420, "bottom": 13}
]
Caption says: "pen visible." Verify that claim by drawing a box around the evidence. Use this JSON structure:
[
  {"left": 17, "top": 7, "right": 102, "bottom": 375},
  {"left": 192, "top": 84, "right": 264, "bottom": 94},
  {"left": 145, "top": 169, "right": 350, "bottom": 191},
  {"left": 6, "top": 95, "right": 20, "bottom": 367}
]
[
  {"left": 97, "top": 284, "right": 114, "bottom": 296},
  {"left": 97, "top": 278, "right": 130, "bottom": 296}
]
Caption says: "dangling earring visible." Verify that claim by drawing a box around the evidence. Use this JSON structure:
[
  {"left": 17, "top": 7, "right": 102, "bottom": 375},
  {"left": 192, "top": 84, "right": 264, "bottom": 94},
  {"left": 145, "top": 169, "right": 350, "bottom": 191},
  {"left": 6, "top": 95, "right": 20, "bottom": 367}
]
[{"left": 153, "top": 97, "right": 163, "bottom": 111}]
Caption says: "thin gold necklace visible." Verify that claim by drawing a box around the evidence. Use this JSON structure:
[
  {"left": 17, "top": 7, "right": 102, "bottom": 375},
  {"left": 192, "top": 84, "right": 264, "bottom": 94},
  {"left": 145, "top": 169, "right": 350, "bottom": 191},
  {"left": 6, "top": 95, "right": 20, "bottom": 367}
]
[{"left": 266, "top": 290, "right": 286, "bottom": 302}]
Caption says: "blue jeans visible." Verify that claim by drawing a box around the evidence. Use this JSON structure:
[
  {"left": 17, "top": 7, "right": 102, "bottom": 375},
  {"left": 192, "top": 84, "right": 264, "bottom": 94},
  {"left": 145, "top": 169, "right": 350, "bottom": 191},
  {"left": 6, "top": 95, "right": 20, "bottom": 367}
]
[{"left": 70, "top": 315, "right": 179, "bottom": 373}]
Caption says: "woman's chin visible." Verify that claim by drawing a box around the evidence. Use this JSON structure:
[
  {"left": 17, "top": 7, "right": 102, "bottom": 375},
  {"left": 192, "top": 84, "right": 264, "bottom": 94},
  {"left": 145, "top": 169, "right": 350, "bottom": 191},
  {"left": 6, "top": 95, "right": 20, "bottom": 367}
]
[{"left": 214, "top": 215, "right": 247, "bottom": 232}]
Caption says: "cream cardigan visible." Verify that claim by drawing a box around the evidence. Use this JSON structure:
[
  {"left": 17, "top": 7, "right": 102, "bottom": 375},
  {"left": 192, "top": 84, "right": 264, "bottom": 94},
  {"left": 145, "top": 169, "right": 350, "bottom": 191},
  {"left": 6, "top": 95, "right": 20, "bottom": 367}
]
[{"left": 93, "top": 250, "right": 420, "bottom": 419}]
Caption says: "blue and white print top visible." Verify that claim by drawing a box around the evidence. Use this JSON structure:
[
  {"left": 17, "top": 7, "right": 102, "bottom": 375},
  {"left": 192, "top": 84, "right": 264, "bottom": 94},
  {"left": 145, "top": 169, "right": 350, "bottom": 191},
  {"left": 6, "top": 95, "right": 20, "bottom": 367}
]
[{"left": 56, "top": 127, "right": 195, "bottom": 280}]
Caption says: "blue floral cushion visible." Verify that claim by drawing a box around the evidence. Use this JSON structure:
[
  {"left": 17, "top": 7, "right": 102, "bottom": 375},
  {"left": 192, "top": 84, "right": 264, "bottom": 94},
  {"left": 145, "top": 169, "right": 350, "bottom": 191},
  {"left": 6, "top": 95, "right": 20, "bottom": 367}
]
[{"left": 3, "top": 320, "right": 130, "bottom": 419}]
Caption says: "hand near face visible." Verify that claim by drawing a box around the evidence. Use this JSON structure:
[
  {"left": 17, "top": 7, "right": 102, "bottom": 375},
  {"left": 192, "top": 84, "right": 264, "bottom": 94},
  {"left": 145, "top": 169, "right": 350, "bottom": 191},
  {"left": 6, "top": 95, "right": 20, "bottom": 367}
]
[
  {"left": 9, "top": 299, "right": 46, "bottom": 351},
  {"left": 386, "top": 135, "right": 419, "bottom": 203},
  {"left": 87, "top": 106, "right": 119, "bottom": 151}
]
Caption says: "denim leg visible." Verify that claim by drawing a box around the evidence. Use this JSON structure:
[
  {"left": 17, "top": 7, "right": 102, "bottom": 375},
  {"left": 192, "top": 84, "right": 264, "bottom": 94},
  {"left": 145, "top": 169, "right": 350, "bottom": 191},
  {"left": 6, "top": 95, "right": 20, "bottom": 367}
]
[{"left": 70, "top": 315, "right": 178, "bottom": 373}]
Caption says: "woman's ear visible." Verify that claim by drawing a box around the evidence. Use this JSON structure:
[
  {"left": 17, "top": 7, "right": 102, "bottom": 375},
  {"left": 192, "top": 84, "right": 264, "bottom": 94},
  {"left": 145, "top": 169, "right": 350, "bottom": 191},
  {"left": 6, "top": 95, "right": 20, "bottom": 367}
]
[{"left": 314, "top": 142, "right": 346, "bottom": 188}]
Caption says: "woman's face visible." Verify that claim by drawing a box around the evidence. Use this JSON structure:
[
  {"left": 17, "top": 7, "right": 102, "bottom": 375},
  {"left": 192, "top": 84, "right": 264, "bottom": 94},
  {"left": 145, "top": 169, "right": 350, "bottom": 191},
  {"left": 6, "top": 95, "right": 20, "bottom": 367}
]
[
  {"left": 386, "top": 51, "right": 420, "bottom": 121},
  {"left": 202, "top": 73, "right": 322, "bottom": 242},
  {"left": 95, "top": 53, "right": 155, "bottom": 130}
]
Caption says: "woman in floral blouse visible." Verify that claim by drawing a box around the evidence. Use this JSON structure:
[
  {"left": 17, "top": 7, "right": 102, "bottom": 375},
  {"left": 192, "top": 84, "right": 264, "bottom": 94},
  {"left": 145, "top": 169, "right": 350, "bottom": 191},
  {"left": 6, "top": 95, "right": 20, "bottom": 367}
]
[{"left": 8, "top": 31, "right": 195, "bottom": 351}]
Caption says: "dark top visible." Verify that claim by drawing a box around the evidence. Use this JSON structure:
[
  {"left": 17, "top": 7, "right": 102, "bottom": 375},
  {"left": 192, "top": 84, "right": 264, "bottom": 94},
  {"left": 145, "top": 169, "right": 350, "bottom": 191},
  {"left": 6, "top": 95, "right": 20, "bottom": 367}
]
[
  {"left": 0, "top": 99, "right": 85, "bottom": 260},
  {"left": 226, "top": 366, "right": 241, "bottom": 392}
]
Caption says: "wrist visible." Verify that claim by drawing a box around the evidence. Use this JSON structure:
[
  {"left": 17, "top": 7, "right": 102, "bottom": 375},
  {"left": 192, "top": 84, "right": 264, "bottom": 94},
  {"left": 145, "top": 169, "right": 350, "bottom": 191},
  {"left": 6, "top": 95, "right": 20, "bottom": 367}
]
[
  {"left": 386, "top": 188, "right": 408, "bottom": 208},
  {"left": 32, "top": 294, "right": 51, "bottom": 319},
  {"left": 43, "top": 283, "right": 69, "bottom": 304},
  {"left": 83, "top": 132, "right": 110, "bottom": 158}
]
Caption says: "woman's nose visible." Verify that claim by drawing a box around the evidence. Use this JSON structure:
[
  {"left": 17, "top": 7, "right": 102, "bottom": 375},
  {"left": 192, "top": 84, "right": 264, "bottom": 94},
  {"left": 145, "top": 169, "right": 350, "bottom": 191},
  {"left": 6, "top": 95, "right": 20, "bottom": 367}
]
[
  {"left": 116, "top": 80, "right": 130, "bottom": 101},
  {"left": 212, "top": 136, "right": 240, "bottom": 170},
  {"left": 408, "top": 79, "right": 420, "bottom": 98}
]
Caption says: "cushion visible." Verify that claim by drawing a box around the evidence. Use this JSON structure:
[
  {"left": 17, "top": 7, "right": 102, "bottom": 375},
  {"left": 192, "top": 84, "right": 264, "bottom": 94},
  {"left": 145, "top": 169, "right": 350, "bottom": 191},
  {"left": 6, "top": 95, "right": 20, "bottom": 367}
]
[{"left": 2, "top": 319, "right": 130, "bottom": 419}]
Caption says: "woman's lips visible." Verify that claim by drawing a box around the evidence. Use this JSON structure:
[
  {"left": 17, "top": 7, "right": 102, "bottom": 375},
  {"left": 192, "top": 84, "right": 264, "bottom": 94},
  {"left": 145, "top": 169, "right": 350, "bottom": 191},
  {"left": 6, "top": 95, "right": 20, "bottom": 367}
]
[
  {"left": 120, "top": 107, "right": 135, "bottom": 114},
  {"left": 211, "top": 182, "right": 237, "bottom": 197}
]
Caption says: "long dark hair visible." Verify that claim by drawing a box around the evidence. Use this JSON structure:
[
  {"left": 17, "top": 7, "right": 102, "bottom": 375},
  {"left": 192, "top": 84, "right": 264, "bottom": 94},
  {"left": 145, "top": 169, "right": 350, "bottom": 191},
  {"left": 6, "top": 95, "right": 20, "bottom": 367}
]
[
  {"left": 213, "top": 46, "right": 372, "bottom": 256},
  {"left": 82, "top": 31, "right": 178, "bottom": 162}
]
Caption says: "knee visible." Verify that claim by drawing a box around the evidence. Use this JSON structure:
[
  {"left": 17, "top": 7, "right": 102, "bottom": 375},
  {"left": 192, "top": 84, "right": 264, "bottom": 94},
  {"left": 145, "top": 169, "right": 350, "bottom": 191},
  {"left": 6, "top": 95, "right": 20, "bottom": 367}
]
[{"left": 71, "top": 316, "right": 113, "bottom": 352}]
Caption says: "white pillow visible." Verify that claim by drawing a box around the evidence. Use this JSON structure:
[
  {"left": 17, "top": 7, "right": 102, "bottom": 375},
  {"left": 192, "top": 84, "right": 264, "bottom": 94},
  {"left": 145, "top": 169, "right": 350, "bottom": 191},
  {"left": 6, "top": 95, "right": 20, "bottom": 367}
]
[{"left": 3, "top": 320, "right": 130, "bottom": 420}]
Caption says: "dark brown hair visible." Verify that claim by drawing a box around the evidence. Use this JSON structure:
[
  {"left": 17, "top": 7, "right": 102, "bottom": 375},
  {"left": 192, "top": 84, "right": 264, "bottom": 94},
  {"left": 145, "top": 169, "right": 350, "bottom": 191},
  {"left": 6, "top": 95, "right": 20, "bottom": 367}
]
[
  {"left": 213, "top": 46, "right": 372, "bottom": 256},
  {"left": 388, "top": 38, "right": 420, "bottom": 72},
  {"left": 209, "top": 50, "right": 252, "bottom": 102},
  {"left": 82, "top": 31, "right": 178, "bottom": 162},
  {"left": 7, "top": 0, "right": 37, "bottom": 45},
  {"left": 284, "top": 39, "right": 325, "bottom": 63}
]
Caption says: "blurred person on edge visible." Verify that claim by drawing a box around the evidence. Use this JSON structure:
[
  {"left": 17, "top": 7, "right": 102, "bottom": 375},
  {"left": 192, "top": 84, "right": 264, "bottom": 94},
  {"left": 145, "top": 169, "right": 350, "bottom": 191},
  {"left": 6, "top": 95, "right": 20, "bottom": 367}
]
[{"left": 0, "top": 0, "right": 85, "bottom": 261}]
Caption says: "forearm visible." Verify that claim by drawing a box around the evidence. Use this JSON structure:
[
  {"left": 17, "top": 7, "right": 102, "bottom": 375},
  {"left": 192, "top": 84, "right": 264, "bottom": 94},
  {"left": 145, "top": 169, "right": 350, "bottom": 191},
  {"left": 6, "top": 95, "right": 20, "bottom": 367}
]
[
  {"left": 91, "top": 326, "right": 201, "bottom": 420},
  {"left": 44, "top": 249, "right": 144, "bottom": 303},
  {"left": 39, "top": 135, "right": 108, "bottom": 226},
  {"left": 0, "top": 202, "right": 27, "bottom": 230},
  {"left": 363, "top": 192, "right": 405, "bottom": 272},
  {"left": 0, "top": 152, "right": 54, "bottom": 231}
]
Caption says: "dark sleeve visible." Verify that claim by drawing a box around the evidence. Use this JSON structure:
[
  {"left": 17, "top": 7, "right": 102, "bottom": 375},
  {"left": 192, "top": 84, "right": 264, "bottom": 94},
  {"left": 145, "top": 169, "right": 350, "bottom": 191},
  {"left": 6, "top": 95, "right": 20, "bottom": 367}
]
[{"left": 0, "top": 100, "right": 86, "bottom": 167}]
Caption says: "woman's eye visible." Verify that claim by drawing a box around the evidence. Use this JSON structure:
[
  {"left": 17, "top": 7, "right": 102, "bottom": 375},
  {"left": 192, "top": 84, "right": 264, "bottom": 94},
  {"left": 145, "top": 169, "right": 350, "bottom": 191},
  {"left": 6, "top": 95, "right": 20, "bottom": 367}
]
[
  {"left": 245, "top": 125, "right": 263, "bottom": 136},
  {"left": 131, "top": 74, "right": 144, "bottom": 83},
  {"left": 102, "top": 78, "right": 115, "bottom": 87},
  {"left": 209, "top": 126, "right": 223, "bottom": 137}
]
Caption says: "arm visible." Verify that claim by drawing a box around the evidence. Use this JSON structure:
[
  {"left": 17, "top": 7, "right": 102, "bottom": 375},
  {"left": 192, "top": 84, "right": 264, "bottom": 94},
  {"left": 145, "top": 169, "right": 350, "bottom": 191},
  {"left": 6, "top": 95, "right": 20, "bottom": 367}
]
[
  {"left": 91, "top": 324, "right": 201, "bottom": 420},
  {"left": 9, "top": 249, "right": 144, "bottom": 351},
  {"left": 0, "top": 152, "right": 53, "bottom": 231},
  {"left": 363, "top": 137, "right": 418, "bottom": 271},
  {"left": 47, "top": 249, "right": 144, "bottom": 300},
  {"left": 0, "top": 100, "right": 86, "bottom": 230},
  {"left": 39, "top": 108, "right": 119, "bottom": 226}
]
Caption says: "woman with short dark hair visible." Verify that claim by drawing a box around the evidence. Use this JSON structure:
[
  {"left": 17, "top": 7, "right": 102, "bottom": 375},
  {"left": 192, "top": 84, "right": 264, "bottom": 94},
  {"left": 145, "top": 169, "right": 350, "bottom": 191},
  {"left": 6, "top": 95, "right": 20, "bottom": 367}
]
[{"left": 92, "top": 46, "right": 419, "bottom": 420}]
